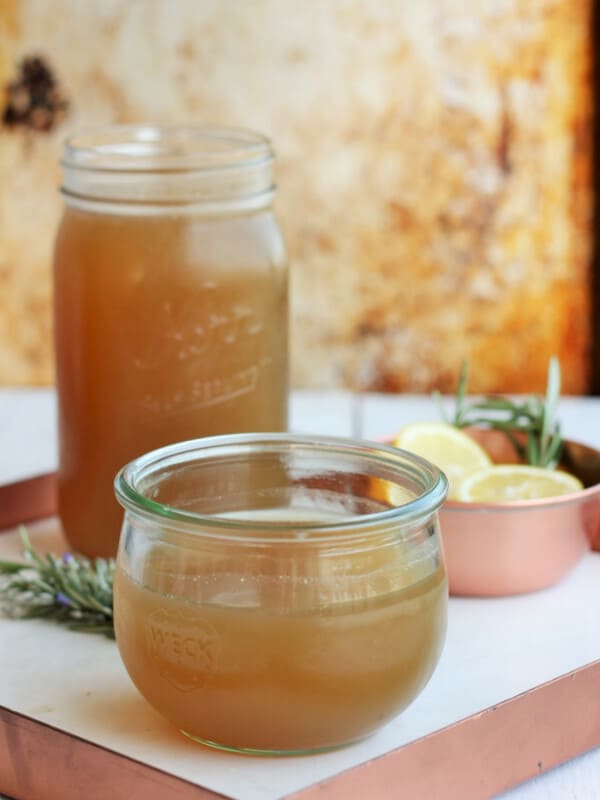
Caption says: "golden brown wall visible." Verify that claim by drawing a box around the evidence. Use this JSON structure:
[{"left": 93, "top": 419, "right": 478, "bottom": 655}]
[{"left": 0, "top": 0, "right": 593, "bottom": 392}]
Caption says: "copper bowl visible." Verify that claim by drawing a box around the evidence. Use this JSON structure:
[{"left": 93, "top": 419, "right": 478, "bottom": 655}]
[{"left": 440, "top": 429, "right": 600, "bottom": 597}]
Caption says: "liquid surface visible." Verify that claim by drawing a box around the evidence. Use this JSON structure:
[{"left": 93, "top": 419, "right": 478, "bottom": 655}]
[
  {"left": 54, "top": 208, "right": 288, "bottom": 557},
  {"left": 114, "top": 510, "right": 447, "bottom": 752}
]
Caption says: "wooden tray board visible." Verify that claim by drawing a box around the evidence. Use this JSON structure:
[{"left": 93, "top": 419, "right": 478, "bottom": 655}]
[{"left": 1, "top": 476, "right": 599, "bottom": 800}]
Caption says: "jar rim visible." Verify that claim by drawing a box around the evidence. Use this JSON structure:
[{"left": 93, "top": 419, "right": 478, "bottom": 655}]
[
  {"left": 114, "top": 433, "right": 448, "bottom": 542},
  {"left": 61, "top": 124, "right": 273, "bottom": 173},
  {"left": 60, "top": 125, "right": 275, "bottom": 211}
]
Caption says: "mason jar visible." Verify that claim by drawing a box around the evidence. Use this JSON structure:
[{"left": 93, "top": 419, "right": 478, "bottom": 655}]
[
  {"left": 54, "top": 126, "right": 288, "bottom": 558},
  {"left": 113, "top": 433, "right": 448, "bottom": 755}
]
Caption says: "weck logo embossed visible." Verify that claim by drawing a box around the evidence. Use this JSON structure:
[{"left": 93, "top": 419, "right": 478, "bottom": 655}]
[{"left": 146, "top": 608, "right": 220, "bottom": 692}]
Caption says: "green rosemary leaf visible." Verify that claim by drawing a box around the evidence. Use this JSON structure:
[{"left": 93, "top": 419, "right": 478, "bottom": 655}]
[
  {"left": 26, "top": 577, "right": 56, "bottom": 595},
  {"left": 526, "top": 434, "right": 541, "bottom": 466},
  {"left": 0, "top": 561, "right": 29, "bottom": 574},
  {"left": 501, "top": 428, "right": 527, "bottom": 461},
  {"left": 77, "top": 586, "right": 112, "bottom": 616},
  {"left": 467, "top": 398, "right": 518, "bottom": 412},
  {"left": 442, "top": 358, "right": 563, "bottom": 469},
  {"left": 19, "top": 526, "right": 45, "bottom": 568},
  {"left": 539, "top": 357, "right": 561, "bottom": 466},
  {"left": 527, "top": 395, "right": 544, "bottom": 418},
  {"left": 544, "top": 426, "right": 563, "bottom": 469},
  {"left": 94, "top": 559, "right": 112, "bottom": 593},
  {"left": 432, "top": 390, "right": 449, "bottom": 423},
  {"left": 0, "top": 529, "right": 115, "bottom": 637},
  {"left": 22, "top": 605, "right": 69, "bottom": 620},
  {"left": 493, "top": 421, "right": 539, "bottom": 433},
  {"left": 543, "top": 357, "right": 560, "bottom": 437},
  {"left": 454, "top": 360, "right": 469, "bottom": 424},
  {"left": 5, "top": 577, "right": 49, "bottom": 594},
  {"left": 68, "top": 622, "right": 115, "bottom": 639}
]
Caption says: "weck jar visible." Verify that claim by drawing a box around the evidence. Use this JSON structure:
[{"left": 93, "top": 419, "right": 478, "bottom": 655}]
[
  {"left": 113, "top": 433, "right": 449, "bottom": 754},
  {"left": 54, "top": 126, "right": 288, "bottom": 558}
]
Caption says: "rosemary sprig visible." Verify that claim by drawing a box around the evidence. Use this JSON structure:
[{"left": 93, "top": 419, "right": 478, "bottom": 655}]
[
  {"left": 0, "top": 527, "right": 115, "bottom": 638},
  {"left": 434, "top": 357, "right": 563, "bottom": 469}
]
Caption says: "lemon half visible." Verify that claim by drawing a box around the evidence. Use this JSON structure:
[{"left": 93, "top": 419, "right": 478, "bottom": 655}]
[
  {"left": 392, "top": 422, "right": 491, "bottom": 499},
  {"left": 457, "top": 464, "right": 583, "bottom": 503}
]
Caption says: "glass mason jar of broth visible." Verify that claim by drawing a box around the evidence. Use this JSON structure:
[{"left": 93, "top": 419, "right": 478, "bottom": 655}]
[
  {"left": 113, "top": 433, "right": 448, "bottom": 755},
  {"left": 54, "top": 126, "right": 288, "bottom": 558}
]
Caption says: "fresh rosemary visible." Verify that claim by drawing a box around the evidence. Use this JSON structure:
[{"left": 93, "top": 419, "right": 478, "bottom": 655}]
[
  {"left": 435, "top": 357, "right": 563, "bottom": 469},
  {"left": 0, "top": 527, "right": 115, "bottom": 638}
]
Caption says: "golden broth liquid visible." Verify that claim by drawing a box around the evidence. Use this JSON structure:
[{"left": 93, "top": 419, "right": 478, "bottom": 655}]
[
  {"left": 54, "top": 208, "right": 288, "bottom": 557},
  {"left": 114, "top": 510, "right": 447, "bottom": 752}
]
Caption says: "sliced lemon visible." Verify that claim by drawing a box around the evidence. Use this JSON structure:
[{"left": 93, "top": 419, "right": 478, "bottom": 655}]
[
  {"left": 457, "top": 465, "right": 583, "bottom": 503},
  {"left": 392, "top": 422, "right": 491, "bottom": 499},
  {"left": 368, "top": 476, "right": 416, "bottom": 508}
]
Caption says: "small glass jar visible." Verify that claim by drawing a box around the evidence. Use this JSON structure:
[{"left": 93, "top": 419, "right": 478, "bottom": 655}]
[
  {"left": 54, "top": 126, "right": 288, "bottom": 558},
  {"left": 113, "top": 433, "right": 448, "bottom": 755}
]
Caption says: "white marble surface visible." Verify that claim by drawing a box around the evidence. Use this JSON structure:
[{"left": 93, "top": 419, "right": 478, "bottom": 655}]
[{"left": 1, "top": 388, "right": 599, "bottom": 800}]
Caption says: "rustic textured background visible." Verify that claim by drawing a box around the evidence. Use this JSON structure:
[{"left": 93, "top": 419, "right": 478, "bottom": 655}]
[{"left": 0, "top": 0, "right": 593, "bottom": 392}]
